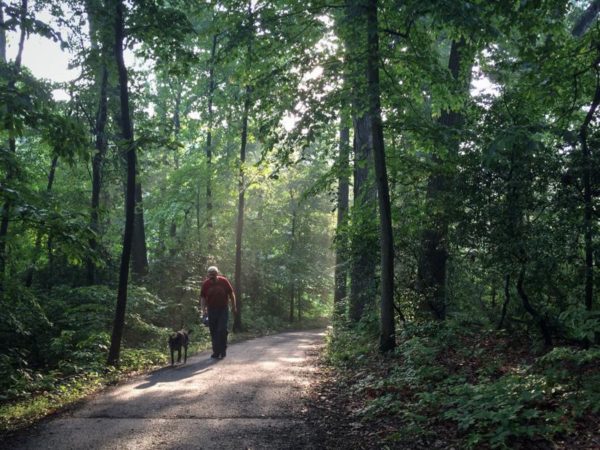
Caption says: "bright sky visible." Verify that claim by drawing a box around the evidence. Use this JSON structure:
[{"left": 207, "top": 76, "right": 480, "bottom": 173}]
[
  {"left": 6, "top": 28, "right": 147, "bottom": 102},
  {"left": 5, "top": 8, "right": 76, "bottom": 101},
  {"left": 17, "top": 34, "right": 75, "bottom": 83}
]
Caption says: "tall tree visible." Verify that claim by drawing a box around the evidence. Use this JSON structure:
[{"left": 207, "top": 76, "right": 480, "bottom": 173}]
[
  {"left": 334, "top": 118, "right": 350, "bottom": 317},
  {"left": 288, "top": 193, "right": 298, "bottom": 322},
  {"left": 366, "top": 0, "right": 395, "bottom": 352},
  {"left": 131, "top": 182, "right": 149, "bottom": 278},
  {"left": 416, "top": 38, "right": 469, "bottom": 320},
  {"left": 0, "top": 1, "right": 5, "bottom": 63},
  {"left": 85, "top": 0, "right": 110, "bottom": 285},
  {"left": 578, "top": 74, "right": 599, "bottom": 312},
  {"left": 233, "top": 2, "right": 254, "bottom": 333},
  {"left": 0, "top": 0, "right": 28, "bottom": 298},
  {"left": 344, "top": 0, "right": 378, "bottom": 324},
  {"left": 205, "top": 33, "right": 218, "bottom": 259},
  {"left": 573, "top": 4, "right": 600, "bottom": 312},
  {"left": 24, "top": 155, "right": 59, "bottom": 288},
  {"left": 233, "top": 84, "right": 251, "bottom": 333},
  {"left": 107, "top": 0, "right": 137, "bottom": 366}
]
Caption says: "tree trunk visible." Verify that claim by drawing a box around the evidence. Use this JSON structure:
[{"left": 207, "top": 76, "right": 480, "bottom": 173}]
[
  {"left": 579, "top": 78, "right": 600, "bottom": 311},
  {"left": 107, "top": 0, "right": 136, "bottom": 367},
  {"left": 417, "top": 39, "right": 466, "bottom": 320},
  {"left": 87, "top": 65, "right": 108, "bottom": 285},
  {"left": 164, "top": 85, "right": 183, "bottom": 252},
  {"left": 334, "top": 121, "right": 350, "bottom": 317},
  {"left": 349, "top": 115, "right": 377, "bottom": 323},
  {"left": 206, "top": 34, "right": 217, "bottom": 258},
  {"left": 172, "top": 86, "right": 181, "bottom": 169},
  {"left": 572, "top": 0, "right": 600, "bottom": 37},
  {"left": 24, "top": 156, "right": 59, "bottom": 287},
  {"left": 0, "top": 5, "right": 5, "bottom": 63},
  {"left": 0, "top": 0, "right": 27, "bottom": 299},
  {"left": 345, "top": 0, "right": 377, "bottom": 324},
  {"left": 289, "top": 204, "right": 297, "bottom": 323},
  {"left": 131, "top": 182, "right": 149, "bottom": 279},
  {"left": 84, "top": 0, "right": 110, "bottom": 286},
  {"left": 516, "top": 266, "right": 553, "bottom": 348},
  {"left": 366, "top": 0, "right": 395, "bottom": 352},
  {"left": 233, "top": 86, "right": 251, "bottom": 333},
  {"left": 289, "top": 285, "right": 295, "bottom": 323},
  {"left": 87, "top": 67, "right": 109, "bottom": 284},
  {"left": 127, "top": 21, "right": 148, "bottom": 281},
  {"left": 497, "top": 274, "right": 510, "bottom": 330}
]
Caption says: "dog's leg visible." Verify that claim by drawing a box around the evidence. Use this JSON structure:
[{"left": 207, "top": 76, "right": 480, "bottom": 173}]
[
  {"left": 183, "top": 345, "right": 187, "bottom": 364},
  {"left": 177, "top": 348, "right": 182, "bottom": 363},
  {"left": 170, "top": 349, "right": 175, "bottom": 366}
]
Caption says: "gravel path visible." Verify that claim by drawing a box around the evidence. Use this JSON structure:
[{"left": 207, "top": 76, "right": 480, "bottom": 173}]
[{"left": 6, "top": 330, "right": 325, "bottom": 450}]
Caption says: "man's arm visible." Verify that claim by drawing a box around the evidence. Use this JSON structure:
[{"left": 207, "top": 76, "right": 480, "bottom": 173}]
[
  {"left": 200, "top": 296, "right": 207, "bottom": 315},
  {"left": 230, "top": 292, "right": 237, "bottom": 314},
  {"left": 223, "top": 276, "right": 236, "bottom": 313},
  {"left": 200, "top": 281, "right": 207, "bottom": 315}
]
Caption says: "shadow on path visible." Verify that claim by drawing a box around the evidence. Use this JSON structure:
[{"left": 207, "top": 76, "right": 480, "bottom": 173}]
[{"left": 135, "top": 356, "right": 220, "bottom": 389}]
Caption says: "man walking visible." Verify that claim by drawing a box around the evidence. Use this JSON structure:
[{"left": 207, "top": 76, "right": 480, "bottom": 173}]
[{"left": 201, "top": 266, "right": 237, "bottom": 358}]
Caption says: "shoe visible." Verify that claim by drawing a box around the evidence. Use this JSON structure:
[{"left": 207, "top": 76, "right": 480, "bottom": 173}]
[
  {"left": 211, "top": 353, "right": 219, "bottom": 359},
  {"left": 220, "top": 351, "right": 226, "bottom": 358}
]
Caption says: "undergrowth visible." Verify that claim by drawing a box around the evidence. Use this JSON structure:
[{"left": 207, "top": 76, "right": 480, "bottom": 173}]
[{"left": 325, "top": 318, "right": 600, "bottom": 449}]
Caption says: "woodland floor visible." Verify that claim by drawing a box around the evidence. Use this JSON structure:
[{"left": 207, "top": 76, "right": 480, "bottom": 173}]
[{"left": 305, "top": 334, "right": 600, "bottom": 450}]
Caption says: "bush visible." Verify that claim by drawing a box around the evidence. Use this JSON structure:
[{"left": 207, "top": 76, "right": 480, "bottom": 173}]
[
  {"left": 558, "top": 305, "right": 600, "bottom": 343},
  {"left": 441, "top": 373, "right": 566, "bottom": 448},
  {"left": 325, "top": 311, "right": 379, "bottom": 366}
]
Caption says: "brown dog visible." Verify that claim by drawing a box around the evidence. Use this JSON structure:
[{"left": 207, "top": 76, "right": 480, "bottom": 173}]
[{"left": 168, "top": 329, "right": 192, "bottom": 366}]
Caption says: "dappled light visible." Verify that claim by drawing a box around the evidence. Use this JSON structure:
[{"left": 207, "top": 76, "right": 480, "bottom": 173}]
[{"left": 6, "top": 332, "right": 323, "bottom": 449}]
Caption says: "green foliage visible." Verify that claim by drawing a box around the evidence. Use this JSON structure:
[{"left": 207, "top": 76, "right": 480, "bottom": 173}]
[
  {"left": 242, "top": 307, "right": 288, "bottom": 334},
  {"left": 117, "top": 348, "right": 167, "bottom": 371},
  {"left": 1, "top": 285, "right": 174, "bottom": 404},
  {"left": 325, "top": 311, "right": 379, "bottom": 366},
  {"left": 558, "top": 306, "right": 600, "bottom": 343},
  {"left": 536, "top": 346, "right": 600, "bottom": 415},
  {"left": 0, "top": 371, "right": 104, "bottom": 434},
  {"left": 441, "top": 373, "right": 565, "bottom": 448},
  {"left": 326, "top": 319, "right": 600, "bottom": 448},
  {"left": 122, "top": 286, "right": 171, "bottom": 347}
]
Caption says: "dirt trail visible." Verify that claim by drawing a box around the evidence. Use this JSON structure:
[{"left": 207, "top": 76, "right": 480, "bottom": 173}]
[{"left": 6, "top": 330, "right": 325, "bottom": 450}]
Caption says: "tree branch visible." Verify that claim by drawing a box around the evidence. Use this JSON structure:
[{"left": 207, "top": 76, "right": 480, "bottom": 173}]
[{"left": 573, "top": 0, "right": 600, "bottom": 37}]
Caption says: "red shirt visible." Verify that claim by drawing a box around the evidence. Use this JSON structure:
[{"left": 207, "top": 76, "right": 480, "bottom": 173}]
[{"left": 201, "top": 276, "right": 234, "bottom": 308}]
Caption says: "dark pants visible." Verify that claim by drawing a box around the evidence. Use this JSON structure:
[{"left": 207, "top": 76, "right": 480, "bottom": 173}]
[{"left": 208, "top": 306, "right": 228, "bottom": 356}]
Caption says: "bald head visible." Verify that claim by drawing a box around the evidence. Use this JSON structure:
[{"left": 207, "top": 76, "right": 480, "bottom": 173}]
[{"left": 207, "top": 266, "right": 219, "bottom": 279}]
